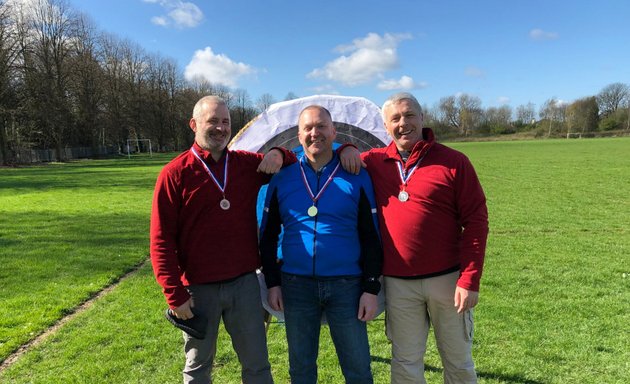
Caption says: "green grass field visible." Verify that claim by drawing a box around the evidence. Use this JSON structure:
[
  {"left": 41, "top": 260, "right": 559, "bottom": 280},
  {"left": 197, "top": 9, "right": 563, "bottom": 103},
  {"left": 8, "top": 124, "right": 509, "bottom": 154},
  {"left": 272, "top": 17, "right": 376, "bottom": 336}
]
[{"left": 1, "top": 138, "right": 629, "bottom": 383}]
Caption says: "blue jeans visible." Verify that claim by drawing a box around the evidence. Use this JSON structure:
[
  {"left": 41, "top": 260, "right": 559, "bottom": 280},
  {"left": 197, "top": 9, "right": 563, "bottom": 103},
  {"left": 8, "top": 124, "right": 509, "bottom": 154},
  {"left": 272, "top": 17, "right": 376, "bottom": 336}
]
[{"left": 281, "top": 273, "right": 373, "bottom": 384}]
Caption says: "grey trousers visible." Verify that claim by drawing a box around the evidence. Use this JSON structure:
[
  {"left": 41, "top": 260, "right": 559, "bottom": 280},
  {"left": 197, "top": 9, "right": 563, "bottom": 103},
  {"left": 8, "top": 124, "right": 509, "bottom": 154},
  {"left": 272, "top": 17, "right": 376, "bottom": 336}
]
[{"left": 182, "top": 272, "right": 273, "bottom": 384}]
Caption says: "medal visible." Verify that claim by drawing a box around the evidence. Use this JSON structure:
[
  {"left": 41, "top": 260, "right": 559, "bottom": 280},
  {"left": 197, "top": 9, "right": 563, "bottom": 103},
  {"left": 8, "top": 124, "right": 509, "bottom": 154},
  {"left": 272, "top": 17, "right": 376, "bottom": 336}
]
[
  {"left": 396, "top": 151, "right": 429, "bottom": 203},
  {"left": 300, "top": 159, "right": 340, "bottom": 219},
  {"left": 191, "top": 147, "right": 231, "bottom": 210}
]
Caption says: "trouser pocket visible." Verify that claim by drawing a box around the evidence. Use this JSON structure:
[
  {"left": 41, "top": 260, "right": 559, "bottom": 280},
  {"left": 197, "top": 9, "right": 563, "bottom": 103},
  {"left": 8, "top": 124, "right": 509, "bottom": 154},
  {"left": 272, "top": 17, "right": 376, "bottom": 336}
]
[{"left": 464, "top": 309, "right": 474, "bottom": 341}]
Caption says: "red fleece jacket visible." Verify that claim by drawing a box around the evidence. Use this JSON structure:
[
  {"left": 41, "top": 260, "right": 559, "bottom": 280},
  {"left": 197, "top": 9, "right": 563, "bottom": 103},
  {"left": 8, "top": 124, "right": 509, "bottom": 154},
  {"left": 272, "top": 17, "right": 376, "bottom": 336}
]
[
  {"left": 362, "top": 128, "right": 488, "bottom": 291},
  {"left": 150, "top": 143, "right": 295, "bottom": 308}
]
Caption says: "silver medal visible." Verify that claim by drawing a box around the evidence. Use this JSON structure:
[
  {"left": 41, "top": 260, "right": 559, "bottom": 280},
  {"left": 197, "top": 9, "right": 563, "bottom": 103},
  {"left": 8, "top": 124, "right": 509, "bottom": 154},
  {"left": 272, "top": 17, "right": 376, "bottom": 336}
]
[
  {"left": 307, "top": 206, "right": 318, "bottom": 217},
  {"left": 220, "top": 198, "right": 231, "bottom": 210},
  {"left": 398, "top": 191, "right": 409, "bottom": 202}
]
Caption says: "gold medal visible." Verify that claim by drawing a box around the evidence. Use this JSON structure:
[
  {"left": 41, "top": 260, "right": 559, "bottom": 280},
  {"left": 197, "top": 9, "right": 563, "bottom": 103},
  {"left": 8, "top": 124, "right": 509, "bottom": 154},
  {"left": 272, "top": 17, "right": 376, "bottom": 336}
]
[{"left": 300, "top": 161, "right": 341, "bottom": 219}]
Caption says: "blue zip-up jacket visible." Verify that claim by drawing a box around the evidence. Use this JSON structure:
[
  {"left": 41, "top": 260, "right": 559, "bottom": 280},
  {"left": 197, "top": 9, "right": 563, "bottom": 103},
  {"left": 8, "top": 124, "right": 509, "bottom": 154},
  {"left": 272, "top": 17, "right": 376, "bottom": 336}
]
[{"left": 260, "top": 154, "right": 383, "bottom": 294}]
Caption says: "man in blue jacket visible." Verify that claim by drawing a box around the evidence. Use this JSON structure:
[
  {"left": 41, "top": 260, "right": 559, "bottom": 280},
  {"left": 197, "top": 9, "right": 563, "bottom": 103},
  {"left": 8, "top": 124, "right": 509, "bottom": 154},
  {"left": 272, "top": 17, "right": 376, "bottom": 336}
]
[{"left": 260, "top": 105, "right": 383, "bottom": 384}]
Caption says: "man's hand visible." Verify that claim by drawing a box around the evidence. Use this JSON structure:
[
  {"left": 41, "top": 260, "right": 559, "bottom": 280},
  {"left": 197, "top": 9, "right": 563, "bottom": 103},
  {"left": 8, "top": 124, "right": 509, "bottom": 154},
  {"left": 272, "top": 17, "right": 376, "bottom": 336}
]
[
  {"left": 172, "top": 298, "right": 195, "bottom": 320},
  {"left": 454, "top": 286, "right": 479, "bottom": 313},
  {"left": 339, "top": 146, "right": 365, "bottom": 175},
  {"left": 257, "top": 149, "right": 284, "bottom": 174},
  {"left": 357, "top": 292, "right": 378, "bottom": 321},
  {"left": 267, "top": 286, "right": 284, "bottom": 312}
]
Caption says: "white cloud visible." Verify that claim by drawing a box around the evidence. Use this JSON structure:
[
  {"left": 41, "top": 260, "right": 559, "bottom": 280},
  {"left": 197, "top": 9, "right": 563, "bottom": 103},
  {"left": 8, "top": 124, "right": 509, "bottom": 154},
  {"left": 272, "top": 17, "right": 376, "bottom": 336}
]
[
  {"left": 184, "top": 47, "right": 256, "bottom": 88},
  {"left": 307, "top": 32, "right": 412, "bottom": 87},
  {"left": 168, "top": 2, "right": 203, "bottom": 28},
  {"left": 146, "top": 0, "right": 204, "bottom": 28},
  {"left": 465, "top": 66, "right": 484, "bottom": 78},
  {"left": 310, "top": 84, "right": 340, "bottom": 95},
  {"left": 377, "top": 75, "right": 428, "bottom": 91},
  {"left": 497, "top": 96, "right": 510, "bottom": 104},
  {"left": 529, "top": 28, "right": 559, "bottom": 41},
  {"left": 151, "top": 16, "right": 169, "bottom": 26}
]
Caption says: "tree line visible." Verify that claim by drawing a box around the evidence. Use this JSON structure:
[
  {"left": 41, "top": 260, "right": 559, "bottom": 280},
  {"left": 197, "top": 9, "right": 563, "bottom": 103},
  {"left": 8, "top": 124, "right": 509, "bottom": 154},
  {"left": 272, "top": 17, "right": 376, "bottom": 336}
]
[
  {"left": 0, "top": 0, "right": 282, "bottom": 164},
  {"left": 1, "top": 0, "right": 628, "bottom": 165},
  {"left": 425, "top": 82, "right": 630, "bottom": 139}
]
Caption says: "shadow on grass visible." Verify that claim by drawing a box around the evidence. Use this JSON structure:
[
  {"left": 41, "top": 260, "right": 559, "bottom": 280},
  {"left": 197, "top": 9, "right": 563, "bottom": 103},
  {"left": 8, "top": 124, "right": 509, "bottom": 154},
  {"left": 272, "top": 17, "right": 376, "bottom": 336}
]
[
  {"left": 370, "top": 355, "right": 545, "bottom": 384},
  {"left": 0, "top": 210, "right": 149, "bottom": 265},
  {"left": 0, "top": 164, "right": 164, "bottom": 191},
  {"left": 2, "top": 153, "right": 177, "bottom": 170}
]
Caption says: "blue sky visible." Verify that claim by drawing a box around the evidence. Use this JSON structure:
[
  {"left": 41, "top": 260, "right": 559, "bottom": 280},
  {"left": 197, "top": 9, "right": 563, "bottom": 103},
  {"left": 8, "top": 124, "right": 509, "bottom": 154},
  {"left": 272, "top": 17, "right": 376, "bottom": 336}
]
[{"left": 67, "top": 0, "right": 630, "bottom": 112}]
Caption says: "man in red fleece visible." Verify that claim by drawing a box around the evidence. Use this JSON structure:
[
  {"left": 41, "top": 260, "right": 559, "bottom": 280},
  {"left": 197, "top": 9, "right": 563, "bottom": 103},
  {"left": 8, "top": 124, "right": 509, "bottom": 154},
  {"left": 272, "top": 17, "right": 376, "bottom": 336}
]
[
  {"left": 341, "top": 92, "right": 489, "bottom": 383},
  {"left": 150, "top": 95, "right": 294, "bottom": 384}
]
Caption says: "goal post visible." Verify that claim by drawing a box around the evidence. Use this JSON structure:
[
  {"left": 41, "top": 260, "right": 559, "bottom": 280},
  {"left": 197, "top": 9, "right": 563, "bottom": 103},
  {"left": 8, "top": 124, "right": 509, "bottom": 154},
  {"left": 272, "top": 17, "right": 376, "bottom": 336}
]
[{"left": 126, "top": 139, "right": 153, "bottom": 158}]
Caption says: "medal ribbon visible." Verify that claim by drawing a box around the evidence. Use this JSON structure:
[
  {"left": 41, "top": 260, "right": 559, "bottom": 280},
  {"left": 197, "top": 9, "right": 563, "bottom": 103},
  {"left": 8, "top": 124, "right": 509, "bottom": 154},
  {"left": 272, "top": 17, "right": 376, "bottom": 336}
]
[
  {"left": 396, "top": 151, "right": 429, "bottom": 187},
  {"left": 396, "top": 160, "right": 420, "bottom": 187},
  {"left": 299, "top": 160, "right": 341, "bottom": 204},
  {"left": 191, "top": 147, "right": 228, "bottom": 195}
]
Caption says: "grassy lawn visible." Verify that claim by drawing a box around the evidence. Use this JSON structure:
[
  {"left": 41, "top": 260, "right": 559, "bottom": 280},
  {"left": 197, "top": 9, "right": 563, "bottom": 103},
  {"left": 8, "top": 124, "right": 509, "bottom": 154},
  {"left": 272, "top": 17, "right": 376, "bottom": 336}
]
[
  {"left": 1, "top": 138, "right": 629, "bottom": 383},
  {"left": 0, "top": 154, "right": 176, "bottom": 361}
]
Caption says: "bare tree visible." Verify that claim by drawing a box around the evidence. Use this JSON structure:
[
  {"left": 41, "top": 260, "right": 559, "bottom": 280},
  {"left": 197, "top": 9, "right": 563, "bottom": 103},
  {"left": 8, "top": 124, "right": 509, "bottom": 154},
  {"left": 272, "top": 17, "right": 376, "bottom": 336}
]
[
  {"left": 255, "top": 92, "right": 275, "bottom": 113},
  {"left": 284, "top": 91, "right": 298, "bottom": 101},
  {"left": 216, "top": 85, "right": 233, "bottom": 107},
  {"left": 143, "top": 53, "right": 186, "bottom": 151},
  {"left": 231, "top": 88, "right": 255, "bottom": 135},
  {"left": 143, "top": 53, "right": 167, "bottom": 149},
  {"left": 0, "top": 0, "right": 17, "bottom": 96},
  {"left": 162, "top": 58, "right": 187, "bottom": 150},
  {"left": 460, "top": 94, "right": 483, "bottom": 136},
  {"left": 187, "top": 77, "right": 214, "bottom": 95},
  {"left": 482, "top": 105, "right": 513, "bottom": 134},
  {"left": 423, "top": 103, "right": 453, "bottom": 137},
  {"left": 438, "top": 94, "right": 483, "bottom": 136},
  {"left": 421, "top": 103, "right": 437, "bottom": 126},
  {"left": 597, "top": 82, "right": 629, "bottom": 117},
  {"left": 516, "top": 102, "right": 536, "bottom": 126},
  {"left": 18, "top": 0, "right": 77, "bottom": 160},
  {"left": 565, "top": 97, "right": 598, "bottom": 134},
  {"left": 438, "top": 96, "right": 458, "bottom": 131},
  {"left": 539, "top": 98, "right": 567, "bottom": 137},
  {"left": 68, "top": 12, "right": 103, "bottom": 148},
  {"left": 120, "top": 39, "right": 147, "bottom": 145},
  {"left": 0, "top": 0, "right": 21, "bottom": 164},
  {"left": 99, "top": 33, "right": 133, "bottom": 151}
]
